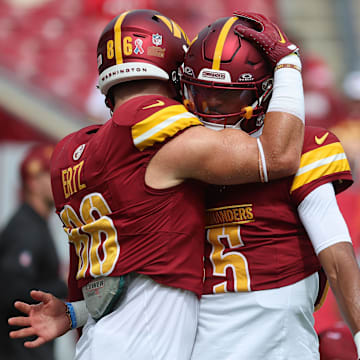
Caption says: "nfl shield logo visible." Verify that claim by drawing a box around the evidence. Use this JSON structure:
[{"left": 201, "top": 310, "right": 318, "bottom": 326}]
[{"left": 152, "top": 33, "right": 162, "bottom": 46}]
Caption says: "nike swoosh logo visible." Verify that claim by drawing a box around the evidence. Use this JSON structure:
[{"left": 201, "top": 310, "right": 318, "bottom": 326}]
[
  {"left": 142, "top": 100, "right": 165, "bottom": 109},
  {"left": 274, "top": 24, "right": 286, "bottom": 44},
  {"left": 315, "top": 132, "right": 329, "bottom": 145}
]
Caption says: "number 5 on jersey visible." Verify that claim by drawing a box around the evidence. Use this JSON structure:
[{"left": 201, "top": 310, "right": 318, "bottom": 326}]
[{"left": 207, "top": 225, "right": 250, "bottom": 293}]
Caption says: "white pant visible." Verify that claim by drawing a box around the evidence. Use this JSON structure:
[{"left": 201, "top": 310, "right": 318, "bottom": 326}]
[
  {"left": 75, "top": 273, "right": 199, "bottom": 360},
  {"left": 191, "top": 273, "right": 320, "bottom": 360}
]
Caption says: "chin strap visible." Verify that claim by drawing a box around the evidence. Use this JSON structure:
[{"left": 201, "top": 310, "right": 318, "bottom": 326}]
[
  {"left": 201, "top": 116, "right": 266, "bottom": 136},
  {"left": 200, "top": 119, "right": 242, "bottom": 131}
]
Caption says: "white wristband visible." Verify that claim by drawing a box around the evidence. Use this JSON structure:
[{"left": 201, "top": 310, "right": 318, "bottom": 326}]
[
  {"left": 257, "top": 137, "right": 268, "bottom": 182},
  {"left": 354, "top": 331, "right": 360, "bottom": 359},
  {"left": 267, "top": 54, "right": 305, "bottom": 123},
  {"left": 71, "top": 300, "right": 89, "bottom": 328}
]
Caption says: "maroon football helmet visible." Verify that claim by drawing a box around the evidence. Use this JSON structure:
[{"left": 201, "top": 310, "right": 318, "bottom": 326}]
[
  {"left": 181, "top": 14, "right": 273, "bottom": 133},
  {"left": 97, "top": 9, "right": 190, "bottom": 108},
  {"left": 318, "top": 322, "right": 357, "bottom": 360}
]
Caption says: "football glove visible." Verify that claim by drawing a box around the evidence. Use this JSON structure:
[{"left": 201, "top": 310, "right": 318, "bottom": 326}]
[{"left": 233, "top": 11, "right": 299, "bottom": 66}]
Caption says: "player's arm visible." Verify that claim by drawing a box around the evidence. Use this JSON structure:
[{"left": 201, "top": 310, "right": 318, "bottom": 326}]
[
  {"left": 298, "top": 183, "right": 360, "bottom": 358},
  {"left": 318, "top": 243, "right": 360, "bottom": 359},
  {"left": 8, "top": 290, "right": 71, "bottom": 347},
  {"left": 146, "top": 14, "right": 304, "bottom": 188},
  {"left": 234, "top": 11, "right": 305, "bottom": 181},
  {"left": 146, "top": 114, "right": 299, "bottom": 188},
  {"left": 146, "top": 58, "right": 303, "bottom": 188},
  {"left": 257, "top": 52, "right": 304, "bottom": 181},
  {"left": 8, "top": 290, "right": 88, "bottom": 347},
  {"left": 231, "top": 11, "right": 305, "bottom": 181}
]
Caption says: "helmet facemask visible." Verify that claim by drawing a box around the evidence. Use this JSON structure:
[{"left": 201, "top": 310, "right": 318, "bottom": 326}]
[{"left": 182, "top": 75, "right": 273, "bottom": 133}]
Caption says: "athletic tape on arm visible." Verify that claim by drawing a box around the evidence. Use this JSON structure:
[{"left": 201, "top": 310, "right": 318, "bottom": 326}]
[
  {"left": 66, "top": 300, "right": 88, "bottom": 329},
  {"left": 257, "top": 137, "right": 268, "bottom": 182},
  {"left": 268, "top": 54, "right": 305, "bottom": 123}
]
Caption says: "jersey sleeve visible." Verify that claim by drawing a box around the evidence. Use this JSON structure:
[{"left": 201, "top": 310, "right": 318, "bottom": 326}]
[
  {"left": 290, "top": 126, "right": 353, "bottom": 205},
  {"left": 123, "top": 96, "right": 202, "bottom": 151}
]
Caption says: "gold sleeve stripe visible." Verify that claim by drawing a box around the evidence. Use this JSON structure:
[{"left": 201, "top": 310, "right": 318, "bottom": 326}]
[
  {"left": 291, "top": 156, "right": 349, "bottom": 192},
  {"left": 212, "top": 17, "right": 238, "bottom": 70},
  {"left": 133, "top": 105, "right": 194, "bottom": 134},
  {"left": 291, "top": 142, "right": 350, "bottom": 192},
  {"left": 114, "top": 11, "right": 130, "bottom": 65},
  {"left": 132, "top": 105, "right": 202, "bottom": 150},
  {"left": 298, "top": 143, "right": 345, "bottom": 172}
]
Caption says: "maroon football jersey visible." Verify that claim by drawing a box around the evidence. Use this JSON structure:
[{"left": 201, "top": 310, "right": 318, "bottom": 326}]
[
  {"left": 203, "top": 126, "right": 353, "bottom": 297},
  {"left": 51, "top": 95, "right": 205, "bottom": 300}
]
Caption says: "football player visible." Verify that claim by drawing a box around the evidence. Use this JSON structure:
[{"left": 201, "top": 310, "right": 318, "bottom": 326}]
[
  {"left": 8, "top": 10, "right": 305, "bottom": 360},
  {"left": 181, "top": 12, "right": 360, "bottom": 360}
]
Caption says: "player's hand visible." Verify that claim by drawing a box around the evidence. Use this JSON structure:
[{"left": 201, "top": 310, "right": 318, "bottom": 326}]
[
  {"left": 8, "top": 290, "right": 70, "bottom": 348},
  {"left": 233, "top": 11, "right": 298, "bottom": 65}
]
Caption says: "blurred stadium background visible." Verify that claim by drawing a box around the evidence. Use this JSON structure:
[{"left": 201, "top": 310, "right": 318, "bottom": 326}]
[{"left": 0, "top": 0, "right": 359, "bottom": 358}]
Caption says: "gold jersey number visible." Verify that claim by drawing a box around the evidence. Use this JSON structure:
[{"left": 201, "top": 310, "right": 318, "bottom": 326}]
[
  {"left": 60, "top": 192, "right": 120, "bottom": 279},
  {"left": 207, "top": 225, "right": 250, "bottom": 293}
]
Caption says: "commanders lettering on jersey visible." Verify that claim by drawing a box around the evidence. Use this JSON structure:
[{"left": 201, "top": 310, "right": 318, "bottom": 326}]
[
  {"left": 291, "top": 142, "right": 350, "bottom": 193},
  {"left": 62, "top": 160, "right": 86, "bottom": 199},
  {"left": 206, "top": 204, "right": 254, "bottom": 229},
  {"left": 131, "top": 104, "right": 202, "bottom": 151}
]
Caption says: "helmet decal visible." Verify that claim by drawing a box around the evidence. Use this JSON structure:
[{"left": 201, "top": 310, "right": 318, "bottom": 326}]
[
  {"left": 212, "top": 16, "right": 238, "bottom": 70},
  {"left": 156, "top": 15, "right": 189, "bottom": 43},
  {"left": 134, "top": 39, "right": 145, "bottom": 55},
  {"left": 198, "top": 68, "right": 231, "bottom": 82},
  {"left": 152, "top": 33, "right": 163, "bottom": 46}
]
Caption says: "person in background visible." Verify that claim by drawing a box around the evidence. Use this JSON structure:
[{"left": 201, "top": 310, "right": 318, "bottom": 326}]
[{"left": 0, "top": 143, "right": 68, "bottom": 360}]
